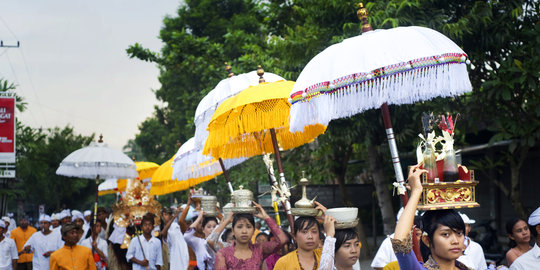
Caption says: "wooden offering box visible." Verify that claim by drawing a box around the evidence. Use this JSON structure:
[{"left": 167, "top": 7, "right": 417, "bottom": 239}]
[{"left": 417, "top": 170, "right": 480, "bottom": 211}]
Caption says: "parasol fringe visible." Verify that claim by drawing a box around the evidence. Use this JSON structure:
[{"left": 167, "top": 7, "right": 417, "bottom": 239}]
[
  {"left": 172, "top": 155, "right": 245, "bottom": 181},
  {"left": 204, "top": 99, "right": 292, "bottom": 153},
  {"left": 204, "top": 124, "right": 326, "bottom": 159},
  {"left": 56, "top": 166, "right": 139, "bottom": 180},
  {"left": 150, "top": 173, "right": 218, "bottom": 196},
  {"left": 290, "top": 63, "right": 471, "bottom": 132}
]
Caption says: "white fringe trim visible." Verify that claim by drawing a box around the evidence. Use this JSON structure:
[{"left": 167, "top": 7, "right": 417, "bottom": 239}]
[
  {"left": 172, "top": 149, "right": 247, "bottom": 181},
  {"left": 290, "top": 64, "right": 472, "bottom": 132},
  {"left": 56, "top": 165, "right": 138, "bottom": 179}
]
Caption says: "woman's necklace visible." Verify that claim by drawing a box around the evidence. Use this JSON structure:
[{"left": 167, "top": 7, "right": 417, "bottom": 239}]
[{"left": 297, "top": 251, "right": 318, "bottom": 270}]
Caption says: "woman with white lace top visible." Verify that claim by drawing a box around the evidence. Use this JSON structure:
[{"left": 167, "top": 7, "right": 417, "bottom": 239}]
[
  {"left": 207, "top": 212, "right": 234, "bottom": 252},
  {"left": 318, "top": 215, "right": 361, "bottom": 270},
  {"left": 184, "top": 209, "right": 219, "bottom": 269}
]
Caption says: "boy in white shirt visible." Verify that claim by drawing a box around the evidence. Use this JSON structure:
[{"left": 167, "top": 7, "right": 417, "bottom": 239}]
[
  {"left": 22, "top": 215, "right": 63, "bottom": 270},
  {"left": 457, "top": 213, "right": 487, "bottom": 270},
  {"left": 126, "top": 213, "right": 163, "bottom": 270},
  {"left": 81, "top": 219, "right": 108, "bottom": 270}
]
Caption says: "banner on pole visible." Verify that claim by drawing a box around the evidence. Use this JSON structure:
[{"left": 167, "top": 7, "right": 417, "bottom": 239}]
[{"left": 0, "top": 97, "right": 16, "bottom": 163}]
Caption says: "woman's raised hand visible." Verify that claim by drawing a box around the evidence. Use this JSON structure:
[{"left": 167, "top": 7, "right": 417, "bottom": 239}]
[
  {"left": 407, "top": 164, "right": 427, "bottom": 195},
  {"left": 314, "top": 201, "right": 327, "bottom": 218},
  {"left": 224, "top": 211, "right": 234, "bottom": 224},
  {"left": 253, "top": 201, "right": 270, "bottom": 220},
  {"left": 323, "top": 215, "right": 337, "bottom": 238}
]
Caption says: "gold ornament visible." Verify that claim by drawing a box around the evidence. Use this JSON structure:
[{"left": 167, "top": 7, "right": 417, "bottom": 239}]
[{"left": 112, "top": 179, "right": 162, "bottom": 227}]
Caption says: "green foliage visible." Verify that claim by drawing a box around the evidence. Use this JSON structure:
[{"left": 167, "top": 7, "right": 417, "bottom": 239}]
[
  {"left": 468, "top": 0, "right": 540, "bottom": 152},
  {"left": 127, "top": 0, "right": 539, "bottom": 218},
  {"left": 123, "top": 139, "right": 147, "bottom": 162},
  {"left": 0, "top": 78, "right": 27, "bottom": 112},
  {"left": 11, "top": 124, "right": 95, "bottom": 213}
]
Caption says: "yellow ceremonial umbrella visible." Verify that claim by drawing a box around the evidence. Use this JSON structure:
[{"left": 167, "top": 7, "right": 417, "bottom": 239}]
[
  {"left": 150, "top": 157, "right": 215, "bottom": 196},
  {"left": 134, "top": 161, "right": 160, "bottom": 179},
  {"left": 203, "top": 66, "right": 327, "bottom": 231},
  {"left": 203, "top": 80, "right": 326, "bottom": 159}
]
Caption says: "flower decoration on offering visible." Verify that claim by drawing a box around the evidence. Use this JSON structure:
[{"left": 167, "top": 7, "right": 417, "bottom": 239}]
[
  {"left": 290, "top": 172, "right": 319, "bottom": 217},
  {"left": 416, "top": 112, "right": 479, "bottom": 211},
  {"left": 231, "top": 186, "right": 256, "bottom": 214},
  {"left": 325, "top": 207, "right": 359, "bottom": 229},
  {"left": 112, "top": 178, "right": 162, "bottom": 228},
  {"left": 416, "top": 131, "right": 443, "bottom": 183}
]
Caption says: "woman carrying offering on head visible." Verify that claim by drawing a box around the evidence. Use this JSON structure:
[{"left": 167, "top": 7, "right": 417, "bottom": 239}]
[
  {"left": 184, "top": 202, "right": 219, "bottom": 270},
  {"left": 392, "top": 164, "right": 471, "bottom": 270},
  {"left": 318, "top": 215, "right": 361, "bottom": 270},
  {"left": 505, "top": 218, "right": 532, "bottom": 266},
  {"left": 274, "top": 202, "right": 327, "bottom": 270},
  {"left": 214, "top": 201, "right": 288, "bottom": 269}
]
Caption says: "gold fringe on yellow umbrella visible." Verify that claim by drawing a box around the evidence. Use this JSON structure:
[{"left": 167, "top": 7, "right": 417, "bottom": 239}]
[
  {"left": 203, "top": 81, "right": 326, "bottom": 159},
  {"left": 149, "top": 157, "right": 218, "bottom": 196}
]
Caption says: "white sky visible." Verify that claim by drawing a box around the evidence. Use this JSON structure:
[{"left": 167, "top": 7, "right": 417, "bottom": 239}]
[{"left": 0, "top": 0, "right": 181, "bottom": 150}]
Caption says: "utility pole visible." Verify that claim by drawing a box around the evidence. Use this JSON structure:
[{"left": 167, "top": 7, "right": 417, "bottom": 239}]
[{"left": 0, "top": 41, "right": 20, "bottom": 48}]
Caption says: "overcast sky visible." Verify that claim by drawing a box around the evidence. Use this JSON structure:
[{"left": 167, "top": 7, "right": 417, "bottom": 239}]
[{"left": 0, "top": 0, "right": 180, "bottom": 151}]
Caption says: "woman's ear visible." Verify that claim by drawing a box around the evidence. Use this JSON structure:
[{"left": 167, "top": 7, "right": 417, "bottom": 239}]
[
  {"left": 508, "top": 234, "right": 515, "bottom": 241},
  {"left": 421, "top": 234, "right": 430, "bottom": 248}
]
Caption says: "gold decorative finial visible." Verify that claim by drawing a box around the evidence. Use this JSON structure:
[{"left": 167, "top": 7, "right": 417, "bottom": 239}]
[
  {"left": 257, "top": 65, "right": 265, "bottom": 83},
  {"left": 357, "top": 3, "right": 373, "bottom": 33},
  {"left": 98, "top": 134, "right": 103, "bottom": 143},
  {"left": 224, "top": 62, "right": 234, "bottom": 78}
]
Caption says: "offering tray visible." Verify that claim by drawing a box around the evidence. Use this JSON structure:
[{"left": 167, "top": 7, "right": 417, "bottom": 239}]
[
  {"left": 291, "top": 208, "right": 319, "bottom": 217},
  {"left": 230, "top": 206, "right": 256, "bottom": 214},
  {"left": 335, "top": 218, "right": 358, "bottom": 229},
  {"left": 417, "top": 174, "right": 480, "bottom": 211}
]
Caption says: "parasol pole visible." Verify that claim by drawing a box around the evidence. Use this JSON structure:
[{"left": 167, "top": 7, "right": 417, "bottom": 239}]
[
  {"left": 380, "top": 103, "right": 408, "bottom": 204},
  {"left": 93, "top": 135, "right": 104, "bottom": 224},
  {"left": 218, "top": 158, "right": 234, "bottom": 193},
  {"left": 94, "top": 176, "right": 100, "bottom": 224},
  {"left": 269, "top": 128, "right": 295, "bottom": 232},
  {"left": 255, "top": 65, "right": 295, "bottom": 232},
  {"left": 262, "top": 154, "right": 282, "bottom": 226},
  {"left": 358, "top": 3, "right": 420, "bottom": 261},
  {"left": 136, "top": 229, "right": 149, "bottom": 270}
]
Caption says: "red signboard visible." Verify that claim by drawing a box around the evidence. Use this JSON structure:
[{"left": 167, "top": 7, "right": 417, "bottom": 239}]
[{"left": 0, "top": 97, "right": 15, "bottom": 163}]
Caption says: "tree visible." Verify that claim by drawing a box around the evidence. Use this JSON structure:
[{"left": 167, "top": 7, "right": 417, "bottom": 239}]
[
  {"left": 12, "top": 125, "right": 95, "bottom": 213},
  {"left": 123, "top": 139, "right": 147, "bottom": 162},
  {"left": 127, "top": 0, "right": 271, "bottom": 163},
  {"left": 1, "top": 78, "right": 27, "bottom": 112},
  {"left": 127, "top": 0, "right": 539, "bottom": 244},
  {"left": 465, "top": 0, "right": 539, "bottom": 219}
]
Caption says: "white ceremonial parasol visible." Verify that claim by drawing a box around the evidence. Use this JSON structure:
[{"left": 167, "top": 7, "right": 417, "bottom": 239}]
[
  {"left": 289, "top": 25, "right": 471, "bottom": 131},
  {"left": 288, "top": 4, "right": 472, "bottom": 191},
  {"left": 194, "top": 67, "right": 284, "bottom": 149},
  {"left": 56, "top": 135, "right": 137, "bottom": 220},
  {"left": 172, "top": 137, "right": 246, "bottom": 193}
]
